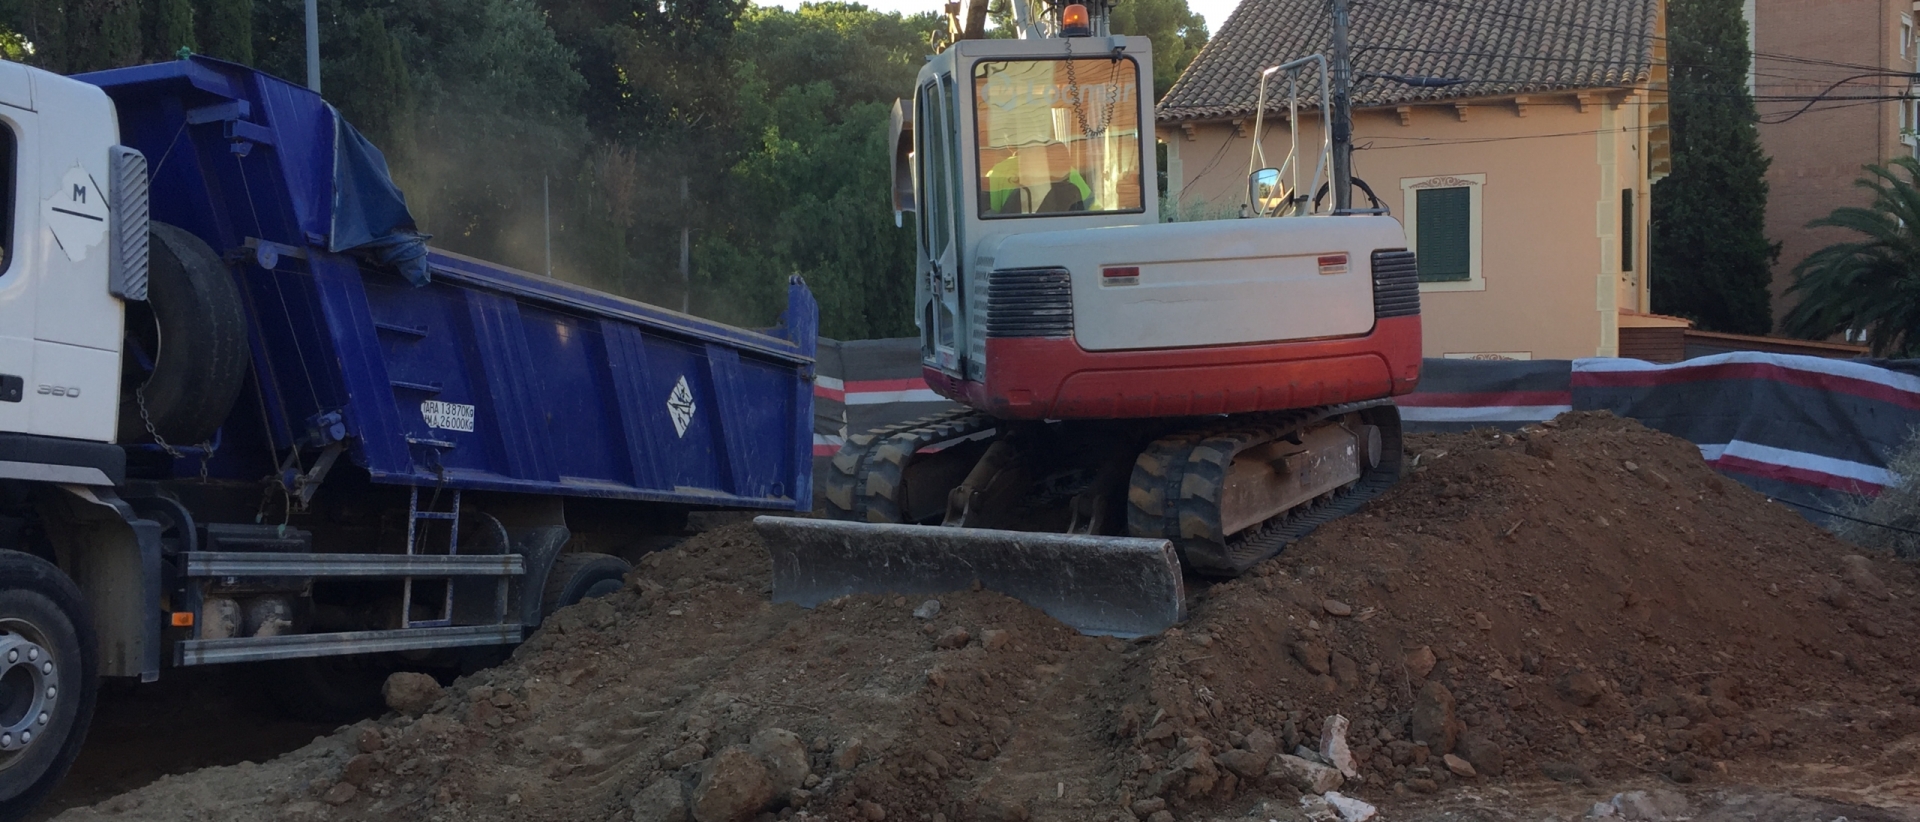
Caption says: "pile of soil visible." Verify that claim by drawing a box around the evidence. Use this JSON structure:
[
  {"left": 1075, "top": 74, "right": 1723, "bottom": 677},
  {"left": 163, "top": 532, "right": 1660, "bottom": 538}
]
[{"left": 53, "top": 413, "right": 1920, "bottom": 822}]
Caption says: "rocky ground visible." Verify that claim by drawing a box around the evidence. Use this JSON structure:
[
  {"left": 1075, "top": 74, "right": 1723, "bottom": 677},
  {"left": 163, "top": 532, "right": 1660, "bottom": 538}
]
[{"left": 46, "top": 413, "right": 1920, "bottom": 822}]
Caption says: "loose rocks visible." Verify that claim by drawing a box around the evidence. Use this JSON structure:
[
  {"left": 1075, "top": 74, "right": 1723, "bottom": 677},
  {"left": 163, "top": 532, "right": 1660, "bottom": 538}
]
[
  {"left": 380, "top": 672, "right": 442, "bottom": 716},
  {"left": 691, "top": 748, "right": 775, "bottom": 822},
  {"left": 1410, "top": 682, "right": 1460, "bottom": 754},
  {"left": 748, "top": 728, "right": 809, "bottom": 792},
  {"left": 632, "top": 778, "right": 690, "bottom": 822},
  {"left": 1271, "top": 753, "right": 1344, "bottom": 795}
]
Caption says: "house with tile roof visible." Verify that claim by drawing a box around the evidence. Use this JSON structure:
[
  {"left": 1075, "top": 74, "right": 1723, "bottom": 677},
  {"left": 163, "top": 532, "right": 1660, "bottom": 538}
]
[{"left": 1155, "top": 0, "right": 1677, "bottom": 360}]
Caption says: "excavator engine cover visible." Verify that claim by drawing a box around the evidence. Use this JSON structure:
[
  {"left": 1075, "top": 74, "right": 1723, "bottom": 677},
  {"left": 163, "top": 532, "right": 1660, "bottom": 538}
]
[{"left": 754, "top": 517, "right": 1185, "bottom": 638}]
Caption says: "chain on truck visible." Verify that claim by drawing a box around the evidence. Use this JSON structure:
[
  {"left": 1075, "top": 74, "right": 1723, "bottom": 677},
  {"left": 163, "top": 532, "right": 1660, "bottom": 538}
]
[{"left": 0, "top": 56, "right": 819, "bottom": 816}]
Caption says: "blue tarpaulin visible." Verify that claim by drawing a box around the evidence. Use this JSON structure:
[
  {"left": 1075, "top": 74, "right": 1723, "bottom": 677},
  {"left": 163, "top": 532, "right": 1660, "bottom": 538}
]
[{"left": 327, "top": 108, "right": 431, "bottom": 285}]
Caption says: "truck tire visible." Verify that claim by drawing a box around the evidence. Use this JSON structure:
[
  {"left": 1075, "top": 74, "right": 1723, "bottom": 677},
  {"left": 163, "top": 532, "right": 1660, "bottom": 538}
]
[
  {"left": 540, "top": 553, "right": 630, "bottom": 620},
  {"left": 117, "top": 223, "right": 250, "bottom": 447},
  {"left": 0, "top": 550, "right": 97, "bottom": 821}
]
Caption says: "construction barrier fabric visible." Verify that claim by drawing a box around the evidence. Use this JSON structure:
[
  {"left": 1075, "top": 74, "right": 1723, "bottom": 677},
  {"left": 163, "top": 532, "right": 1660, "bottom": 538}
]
[{"left": 811, "top": 339, "right": 1919, "bottom": 527}]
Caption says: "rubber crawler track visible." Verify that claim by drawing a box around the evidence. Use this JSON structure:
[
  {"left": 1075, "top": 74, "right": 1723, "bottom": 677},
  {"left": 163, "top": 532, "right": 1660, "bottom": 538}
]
[
  {"left": 1129, "top": 400, "right": 1404, "bottom": 576},
  {"left": 820, "top": 409, "right": 996, "bottom": 524},
  {"left": 827, "top": 401, "right": 1402, "bottom": 578}
]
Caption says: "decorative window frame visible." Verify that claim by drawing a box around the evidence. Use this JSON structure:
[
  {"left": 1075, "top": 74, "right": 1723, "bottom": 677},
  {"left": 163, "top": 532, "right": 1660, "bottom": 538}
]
[{"left": 1400, "top": 173, "right": 1486, "bottom": 293}]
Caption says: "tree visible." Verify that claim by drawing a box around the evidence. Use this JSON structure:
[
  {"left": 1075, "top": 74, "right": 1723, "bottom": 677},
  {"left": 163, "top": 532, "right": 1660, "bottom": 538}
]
[
  {"left": 327, "top": 10, "right": 409, "bottom": 148},
  {"left": 0, "top": 0, "right": 141, "bottom": 72},
  {"left": 1108, "top": 0, "right": 1206, "bottom": 100},
  {"left": 1649, "top": 0, "right": 1776, "bottom": 334},
  {"left": 692, "top": 3, "right": 936, "bottom": 338},
  {"left": 144, "top": 0, "right": 195, "bottom": 60},
  {"left": 195, "top": 0, "right": 250, "bottom": 63},
  {"left": 1779, "top": 158, "right": 1920, "bottom": 357}
]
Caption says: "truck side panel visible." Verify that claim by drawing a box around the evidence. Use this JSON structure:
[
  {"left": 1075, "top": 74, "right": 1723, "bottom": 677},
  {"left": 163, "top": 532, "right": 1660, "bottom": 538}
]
[{"left": 80, "top": 58, "right": 817, "bottom": 510}]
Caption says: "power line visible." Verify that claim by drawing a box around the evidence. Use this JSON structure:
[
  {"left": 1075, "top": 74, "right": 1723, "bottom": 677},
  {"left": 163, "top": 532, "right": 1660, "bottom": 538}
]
[{"left": 1768, "top": 496, "right": 1920, "bottom": 537}]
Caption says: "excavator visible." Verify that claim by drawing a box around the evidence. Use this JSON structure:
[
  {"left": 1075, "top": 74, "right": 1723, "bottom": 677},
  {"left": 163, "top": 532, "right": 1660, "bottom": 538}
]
[{"left": 756, "top": 0, "right": 1421, "bottom": 636}]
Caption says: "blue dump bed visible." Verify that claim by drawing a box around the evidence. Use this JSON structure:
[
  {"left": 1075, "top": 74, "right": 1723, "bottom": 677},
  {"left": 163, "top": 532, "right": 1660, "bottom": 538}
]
[{"left": 83, "top": 58, "right": 816, "bottom": 509}]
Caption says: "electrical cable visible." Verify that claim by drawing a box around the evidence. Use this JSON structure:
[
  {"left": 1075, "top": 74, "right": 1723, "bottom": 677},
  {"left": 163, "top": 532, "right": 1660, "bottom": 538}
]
[{"left": 1768, "top": 496, "right": 1920, "bottom": 536}]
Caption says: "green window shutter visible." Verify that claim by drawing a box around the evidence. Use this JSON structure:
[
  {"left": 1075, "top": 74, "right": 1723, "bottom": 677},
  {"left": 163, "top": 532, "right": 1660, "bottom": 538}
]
[
  {"left": 1620, "top": 188, "right": 1634, "bottom": 272},
  {"left": 1416, "top": 187, "right": 1472, "bottom": 282}
]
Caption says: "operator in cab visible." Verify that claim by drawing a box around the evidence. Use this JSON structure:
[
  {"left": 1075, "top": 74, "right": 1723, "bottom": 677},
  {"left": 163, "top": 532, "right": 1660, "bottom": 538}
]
[{"left": 984, "top": 140, "right": 1095, "bottom": 215}]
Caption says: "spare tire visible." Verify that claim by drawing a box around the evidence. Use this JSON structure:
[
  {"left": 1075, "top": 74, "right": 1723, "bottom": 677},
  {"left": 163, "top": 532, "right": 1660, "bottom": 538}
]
[{"left": 117, "top": 223, "right": 250, "bottom": 446}]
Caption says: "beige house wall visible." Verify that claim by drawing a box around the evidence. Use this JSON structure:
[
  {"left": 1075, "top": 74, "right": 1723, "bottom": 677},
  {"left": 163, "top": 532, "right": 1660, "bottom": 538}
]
[
  {"left": 1751, "top": 0, "right": 1915, "bottom": 326},
  {"left": 1159, "top": 91, "right": 1654, "bottom": 360}
]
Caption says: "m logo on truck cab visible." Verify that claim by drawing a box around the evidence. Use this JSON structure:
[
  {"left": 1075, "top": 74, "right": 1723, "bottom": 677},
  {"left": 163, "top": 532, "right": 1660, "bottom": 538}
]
[{"left": 44, "top": 164, "right": 109, "bottom": 262}]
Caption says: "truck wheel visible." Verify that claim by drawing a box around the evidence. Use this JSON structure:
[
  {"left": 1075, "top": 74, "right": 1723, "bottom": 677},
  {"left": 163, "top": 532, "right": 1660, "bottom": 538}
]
[
  {"left": 0, "top": 550, "right": 97, "bottom": 820},
  {"left": 540, "top": 553, "right": 630, "bottom": 619},
  {"left": 117, "top": 223, "right": 250, "bottom": 446}
]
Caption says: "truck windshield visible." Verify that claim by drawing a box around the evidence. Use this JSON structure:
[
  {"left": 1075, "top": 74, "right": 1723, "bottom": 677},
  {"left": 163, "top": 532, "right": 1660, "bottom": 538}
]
[{"left": 973, "top": 57, "right": 1143, "bottom": 218}]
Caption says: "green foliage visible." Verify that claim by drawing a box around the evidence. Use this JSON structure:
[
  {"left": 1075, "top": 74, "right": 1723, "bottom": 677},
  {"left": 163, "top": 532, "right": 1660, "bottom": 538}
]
[
  {"left": 327, "top": 10, "right": 408, "bottom": 148},
  {"left": 0, "top": 0, "right": 144, "bottom": 71},
  {"left": 1649, "top": 0, "right": 1776, "bottom": 334},
  {"left": 1780, "top": 158, "right": 1920, "bottom": 357},
  {"left": 1108, "top": 0, "right": 1205, "bottom": 99},
  {"left": 694, "top": 3, "right": 935, "bottom": 338},
  {"left": 195, "top": 0, "right": 250, "bottom": 64},
  {"left": 144, "top": 0, "right": 195, "bottom": 60},
  {"left": 0, "top": 0, "right": 947, "bottom": 340}
]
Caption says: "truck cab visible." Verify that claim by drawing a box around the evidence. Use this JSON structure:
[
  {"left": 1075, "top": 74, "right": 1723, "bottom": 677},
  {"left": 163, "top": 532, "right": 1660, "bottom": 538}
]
[{"left": 0, "top": 59, "right": 131, "bottom": 450}]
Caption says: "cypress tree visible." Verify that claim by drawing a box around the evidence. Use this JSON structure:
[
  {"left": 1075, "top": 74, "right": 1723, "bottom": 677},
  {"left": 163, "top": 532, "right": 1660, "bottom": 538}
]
[
  {"left": 1650, "top": 0, "right": 1778, "bottom": 334},
  {"left": 65, "top": 0, "right": 141, "bottom": 72},
  {"left": 333, "top": 11, "right": 410, "bottom": 148},
  {"left": 3, "top": 0, "right": 69, "bottom": 71},
  {"left": 194, "top": 0, "right": 250, "bottom": 64},
  {"left": 145, "top": 0, "right": 195, "bottom": 61}
]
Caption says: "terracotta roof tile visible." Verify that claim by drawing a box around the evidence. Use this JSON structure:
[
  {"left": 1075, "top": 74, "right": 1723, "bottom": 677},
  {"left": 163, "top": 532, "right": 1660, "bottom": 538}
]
[{"left": 1156, "top": 0, "right": 1658, "bottom": 123}]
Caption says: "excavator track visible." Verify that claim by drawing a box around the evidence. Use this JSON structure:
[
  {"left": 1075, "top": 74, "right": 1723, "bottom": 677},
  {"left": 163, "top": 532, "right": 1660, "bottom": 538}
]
[
  {"left": 1128, "top": 400, "right": 1403, "bottom": 576},
  {"left": 789, "top": 402, "right": 1400, "bottom": 635},
  {"left": 824, "top": 400, "right": 1402, "bottom": 578},
  {"left": 820, "top": 409, "right": 996, "bottom": 524}
]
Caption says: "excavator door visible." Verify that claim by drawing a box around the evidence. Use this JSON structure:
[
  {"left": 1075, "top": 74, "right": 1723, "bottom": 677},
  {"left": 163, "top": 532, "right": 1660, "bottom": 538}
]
[{"left": 913, "top": 74, "right": 967, "bottom": 377}]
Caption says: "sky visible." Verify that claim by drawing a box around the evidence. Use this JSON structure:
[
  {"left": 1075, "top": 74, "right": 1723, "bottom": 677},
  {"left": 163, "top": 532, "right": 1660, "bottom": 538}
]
[{"left": 758, "top": 0, "right": 1244, "bottom": 38}]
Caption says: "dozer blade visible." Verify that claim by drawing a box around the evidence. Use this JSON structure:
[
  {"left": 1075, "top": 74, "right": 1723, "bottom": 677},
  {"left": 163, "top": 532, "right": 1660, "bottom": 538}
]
[{"left": 753, "top": 516, "right": 1186, "bottom": 638}]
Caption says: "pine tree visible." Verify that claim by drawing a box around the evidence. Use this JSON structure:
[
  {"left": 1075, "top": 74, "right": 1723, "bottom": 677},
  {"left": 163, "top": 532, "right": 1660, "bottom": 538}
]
[
  {"left": 1650, "top": 0, "right": 1778, "bottom": 334},
  {"left": 194, "top": 0, "right": 250, "bottom": 64},
  {"left": 145, "top": 0, "right": 195, "bottom": 61}
]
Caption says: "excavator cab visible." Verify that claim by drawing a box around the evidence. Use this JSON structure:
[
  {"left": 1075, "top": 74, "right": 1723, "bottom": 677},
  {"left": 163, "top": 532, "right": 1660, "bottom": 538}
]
[{"left": 894, "top": 36, "right": 1157, "bottom": 380}]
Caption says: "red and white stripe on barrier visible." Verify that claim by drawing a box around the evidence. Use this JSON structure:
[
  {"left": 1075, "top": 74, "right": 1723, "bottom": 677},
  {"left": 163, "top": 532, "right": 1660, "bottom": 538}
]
[
  {"left": 1697, "top": 441, "right": 1892, "bottom": 494},
  {"left": 1573, "top": 352, "right": 1920, "bottom": 408}
]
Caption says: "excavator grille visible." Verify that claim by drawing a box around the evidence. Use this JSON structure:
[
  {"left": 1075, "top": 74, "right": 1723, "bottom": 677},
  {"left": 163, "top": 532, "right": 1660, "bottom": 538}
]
[
  {"left": 986, "top": 267, "right": 1074, "bottom": 338},
  {"left": 1370, "top": 249, "right": 1420, "bottom": 319}
]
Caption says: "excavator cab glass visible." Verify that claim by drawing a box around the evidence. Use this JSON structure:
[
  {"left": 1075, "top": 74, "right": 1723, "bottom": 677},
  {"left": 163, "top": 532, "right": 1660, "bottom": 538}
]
[{"left": 973, "top": 57, "right": 1143, "bottom": 218}]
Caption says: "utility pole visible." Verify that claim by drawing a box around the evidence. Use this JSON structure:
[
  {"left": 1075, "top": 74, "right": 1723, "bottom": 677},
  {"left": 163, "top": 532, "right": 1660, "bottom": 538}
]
[
  {"left": 1328, "top": 0, "right": 1354, "bottom": 211},
  {"left": 305, "top": 0, "right": 321, "bottom": 93}
]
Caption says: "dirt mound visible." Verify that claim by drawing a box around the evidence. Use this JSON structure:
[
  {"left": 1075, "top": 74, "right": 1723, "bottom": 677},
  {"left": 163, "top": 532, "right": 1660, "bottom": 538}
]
[
  {"left": 52, "top": 413, "right": 1920, "bottom": 822},
  {"left": 1124, "top": 411, "right": 1920, "bottom": 811}
]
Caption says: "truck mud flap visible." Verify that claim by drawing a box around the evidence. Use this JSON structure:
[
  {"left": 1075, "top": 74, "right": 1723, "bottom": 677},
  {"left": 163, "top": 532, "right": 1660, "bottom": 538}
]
[{"left": 753, "top": 517, "right": 1185, "bottom": 638}]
